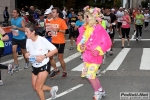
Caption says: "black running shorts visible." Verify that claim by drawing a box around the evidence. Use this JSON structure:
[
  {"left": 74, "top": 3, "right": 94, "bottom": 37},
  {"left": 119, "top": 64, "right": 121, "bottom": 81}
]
[
  {"left": 53, "top": 43, "right": 65, "bottom": 54},
  {"left": 12, "top": 38, "right": 26, "bottom": 49},
  {"left": 32, "top": 62, "right": 51, "bottom": 75}
]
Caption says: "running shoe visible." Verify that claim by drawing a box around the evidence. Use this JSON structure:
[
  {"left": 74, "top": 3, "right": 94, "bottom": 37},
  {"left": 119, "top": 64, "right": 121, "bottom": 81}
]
[
  {"left": 24, "top": 62, "right": 30, "bottom": 69},
  {"left": 8, "top": 64, "right": 14, "bottom": 75},
  {"left": 136, "top": 38, "right": 138, "bottom": 41},
  {"left": 99, "top": 91, "right": 106, "bottom": 97},
  {"left": 62, "top": 72, "right": 67, "bottom": 78},
  {"left": 0, "top": 80, "right": 3, "bottom": 86},
  {"left": 109, "top": 50, "right": 113, "bottom": 56},
  {"left": 50, "top": 70, "right": 60, "bottom": 78},
  {"left": 93, "top": 93, "right": 101, "bottom": 100},
  {"left": 50, "top": 86, "right": 58, "bottom": 99},
  {"left": 13, "top": 64, "right": 20, "bottom": 72}
]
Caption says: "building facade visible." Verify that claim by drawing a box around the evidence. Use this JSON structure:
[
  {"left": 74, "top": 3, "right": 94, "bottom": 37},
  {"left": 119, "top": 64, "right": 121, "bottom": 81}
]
[
  {"left": 122, "top": 0, "right": 146, "bottom": 8},
  {"left": 0, "top": 0, "right": 15, "bottom": 22}
]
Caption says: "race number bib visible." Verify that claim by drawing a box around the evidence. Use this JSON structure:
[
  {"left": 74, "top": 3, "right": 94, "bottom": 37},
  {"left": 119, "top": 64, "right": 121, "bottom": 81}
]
[
  {"left": 122, "top": 21, "right": 127, "bottom": 25},
  {"left": 46, "top": 24, "right": 51, "bottom": 32},
  {"left": 136, "top": 20, "right": 141, "bottom": 24},
  {"left": 29, "top": 55, "right": 41, "bottom": 65},
  {"left": 12, "top": 29, "right": 19, "bottom": 36},
  {"left": 50, "top": 24, "right": 59, "bottom": 36},
  {"left": 39, "top": 22, "right": 44, "bottom": 27},
  {"left": 29, "top": 56, "right": 36, "bottom": 63}
]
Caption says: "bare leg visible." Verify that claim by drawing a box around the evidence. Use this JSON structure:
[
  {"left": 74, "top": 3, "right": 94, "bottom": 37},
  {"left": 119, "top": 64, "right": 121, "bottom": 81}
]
[
  {"left": 32, "top": 71, "right": 51, "bottom": 100},
  {"left": 12, "top": 45, "right": 18, "bottom": 65},
  {"left": 58, "top": 54, "right": 66, "bottom": 72}
]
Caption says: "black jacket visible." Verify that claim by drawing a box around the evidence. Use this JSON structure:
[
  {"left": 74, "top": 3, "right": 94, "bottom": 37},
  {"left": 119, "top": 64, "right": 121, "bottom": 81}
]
[{"left": 3, "top": 10, "right": 9, "bottom": 18}]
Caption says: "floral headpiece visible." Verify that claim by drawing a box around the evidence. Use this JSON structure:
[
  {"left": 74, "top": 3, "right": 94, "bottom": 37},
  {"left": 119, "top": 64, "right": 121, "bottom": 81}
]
[{"left": 83, "top": 6, "right": 102, "bottom": 22}]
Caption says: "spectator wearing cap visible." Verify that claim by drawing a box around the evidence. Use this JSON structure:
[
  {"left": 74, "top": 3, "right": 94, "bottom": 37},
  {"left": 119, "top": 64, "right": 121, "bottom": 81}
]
[{"left": 44, "top": 6, "right": 53, "bottom": 38}]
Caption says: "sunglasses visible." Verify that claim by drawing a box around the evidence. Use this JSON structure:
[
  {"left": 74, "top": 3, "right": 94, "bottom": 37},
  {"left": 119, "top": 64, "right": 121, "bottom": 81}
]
[{"left": 78, "top": 15, "right": 81, "bottom": 16}]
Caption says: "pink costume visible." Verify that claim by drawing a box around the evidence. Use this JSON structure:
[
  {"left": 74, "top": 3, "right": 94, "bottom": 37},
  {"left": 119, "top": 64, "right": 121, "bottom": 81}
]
[{"left": 77, "top": 24, "right": 112, "bottom": 64}]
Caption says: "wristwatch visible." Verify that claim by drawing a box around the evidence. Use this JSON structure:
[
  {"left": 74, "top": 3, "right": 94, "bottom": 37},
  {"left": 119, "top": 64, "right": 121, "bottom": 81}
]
[{"left": 44, "top": 54, "right": 47, "bottom": 58}]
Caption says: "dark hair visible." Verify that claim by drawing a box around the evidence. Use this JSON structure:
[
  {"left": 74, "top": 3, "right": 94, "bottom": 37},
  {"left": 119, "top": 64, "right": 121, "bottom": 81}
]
[
  {"left": 25, "top": 22, "right": 36, "bottom": 34},
  {"left": 52, "top": 7, "right": 61, "bottom": 14},
  {"left": 52, "top": 7, "right": 63, "bottom": 18},
  {"left": 14, "top": 8, "right": 21, "bottom": 17}
]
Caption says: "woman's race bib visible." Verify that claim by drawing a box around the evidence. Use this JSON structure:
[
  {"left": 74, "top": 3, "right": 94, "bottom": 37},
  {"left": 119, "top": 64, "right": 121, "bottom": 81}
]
[
  {"left": 12, "top": 29, "right": 19, "bottom": 36},
  {"left": 136, "top": 20, "right": 141, "bottom": 24},
  {"left": 122, "top": 21, "right": 127, "bottom": 25}
]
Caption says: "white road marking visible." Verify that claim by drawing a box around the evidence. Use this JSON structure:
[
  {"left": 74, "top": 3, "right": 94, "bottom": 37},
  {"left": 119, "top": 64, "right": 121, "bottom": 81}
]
[
  {"left": 131, "top": 31, "right": 136, "bottom": 39},
  {"left": 51, "top": 52, "right": 81, "bottom": 70},
  {"left": 1, "top": 56, "right": 23, "bottom": 65},
  {"left": 106, "top": 48, "right": 131, "bottom": 70},
  {"left": 46, "top": 84, "right": 84, "bottom": 100},
  {"left": 140, "top": 48, "right": 150, "bottom": 70},
  {"left": 71, "top": 63, "right": 83, "bottom": 71}
]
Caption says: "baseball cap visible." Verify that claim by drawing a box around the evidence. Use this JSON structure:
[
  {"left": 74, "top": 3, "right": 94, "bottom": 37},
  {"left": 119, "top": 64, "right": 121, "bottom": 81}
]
[
  {"left": 44, "top": 9, "right": 52, "bottom": 14},
  {"left": 44, "top": 5, "right": 53, "bottom": 15}
]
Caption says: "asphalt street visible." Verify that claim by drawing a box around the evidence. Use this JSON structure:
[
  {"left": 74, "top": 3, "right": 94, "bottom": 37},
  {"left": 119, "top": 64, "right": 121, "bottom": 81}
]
[{"left": 0, "top": 24, "right": 150, "bottom": 100}]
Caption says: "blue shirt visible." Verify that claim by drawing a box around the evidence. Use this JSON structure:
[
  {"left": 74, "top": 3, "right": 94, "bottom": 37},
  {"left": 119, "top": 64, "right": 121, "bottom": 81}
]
[
  {"left": 33, "top": 13, "right": 39, "bottom": 20},
  {"left": 75, "top": 20, "right": 84, "bottom": 27},
  {"left": 68, "top": 13, "right": 77, "bottom": 19},
  {"left": 11, "top": 17, "right": 26, "bottom": 40}
]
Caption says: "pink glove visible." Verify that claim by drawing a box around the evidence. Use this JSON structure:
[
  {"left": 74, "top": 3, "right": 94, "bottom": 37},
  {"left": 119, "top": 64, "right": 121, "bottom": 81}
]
[{"left": 92, "top": 50, "right": 99, "bottom": 56}]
